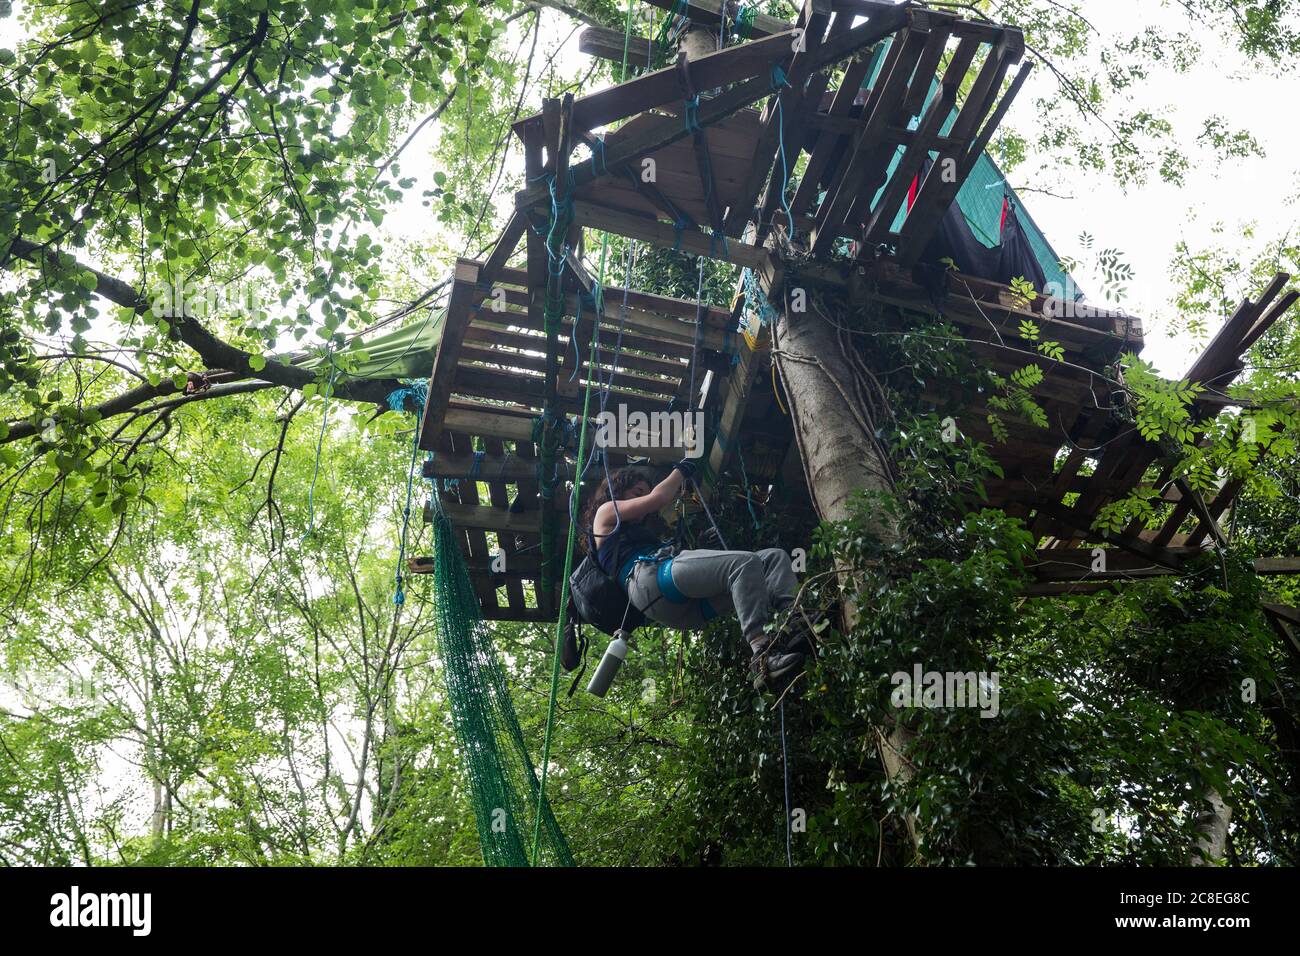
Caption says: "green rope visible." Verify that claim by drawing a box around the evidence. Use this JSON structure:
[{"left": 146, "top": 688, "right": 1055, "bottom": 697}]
[
  {"left": 530, "top": 0, "right": 637, "bottom": 865},
  {"left": 531, "top": 266, "right": 602, "bottom": 867}
]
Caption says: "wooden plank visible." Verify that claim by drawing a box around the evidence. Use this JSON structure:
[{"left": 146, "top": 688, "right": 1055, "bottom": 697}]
[
  {"left": 1254, "top": 558, "right": 1300, "bottom": 574},
  {"left": 641, "top": 0, "right": 791, "bottom": 38},
  {"left": 861, "top": 35, "right": 980, "bottom": 247},
  {"left": 723, "top": 0, "right": 835, "bottom": 239},
  {"left": 578, "top": 26, "right": 653, "bottom": 71},
  {"left": 809, "top": 24, "right": 932, "bottom": 255},
  {"left": 463, "top": 342, "right": 683, "bottom": 398},
  {"left": 417, "top": 258, "right": 482, "bottom": 451},
  {"left": 571, "top": 198, "right": 770, "bottom": 269},
  {"left": 436, "top": 500, "right": 565, "bottom": 535},
  {"left": 445, "top": 406, "right": 536, "bottom": 443},
  {"left": 425, "top": 449, "right": 573, "bottom": 482},
  {"left": 1239, "top": 288, "right": 1298, "bottom": 352},
  {"left": 513, "top": 29, "right": 800, "bottom": 139}
]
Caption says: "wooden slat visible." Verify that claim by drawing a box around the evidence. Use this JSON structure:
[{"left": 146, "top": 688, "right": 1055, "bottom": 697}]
[
  {"left": 437, "top": 500, "right": 565, "bottom": 535},
  {"left": 578, "top": 26, "right": 653, "bottom": 71},
  {"left": 425, "top": 449, "right": 573, "bottom": 482},
  {"left": 482, "top": 436, "right": 527, "bottom": 611},
  {"left": 723, "top": 0, "right": 835, "bottom": 239},
  {"left": 418, "top": 258, "right": 482, "bottom": 451},
  {"left": 860, "top": 35, "right": 980, "bottom": 247},
  {"left": 809, "top": 24, "right": 932, "bottom": 255}
]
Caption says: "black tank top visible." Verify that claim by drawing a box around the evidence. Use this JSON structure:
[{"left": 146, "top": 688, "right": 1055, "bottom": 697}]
[{"left": 594, "top": 520, "right": 663, "bottom": 580}]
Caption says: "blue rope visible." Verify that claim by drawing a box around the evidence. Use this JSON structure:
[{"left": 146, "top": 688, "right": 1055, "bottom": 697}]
[
  {"left": 684, "top": 94, "right": 701, "bottom": 133},
  {"left": 771, "top": 66, "right": 795, "bottom": 237},
  {"left": 672, "top": 216, "right": 690, "bottom": 252},
  {"left": 569, "top": 293, "right": 584, "bottom": 381},
  {"left": 470, "top": 449, "right": 484, "bottom": 479},
  {"left": 300, "top": 348, "right": 339, "bottom": 543},
  {"left": 387, "top": 381, "right": 429, "bottom": 606},
  {"left": 710, "top": 228, "right": 730, "bottom": 259},
  {"left": 590, "top": 134, "right": 608, "bottom": 177}
]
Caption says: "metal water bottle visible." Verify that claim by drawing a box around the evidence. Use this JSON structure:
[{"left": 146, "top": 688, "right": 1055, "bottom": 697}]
[{"left": 586, "top": 629, "right": 630, "bottom": 697}]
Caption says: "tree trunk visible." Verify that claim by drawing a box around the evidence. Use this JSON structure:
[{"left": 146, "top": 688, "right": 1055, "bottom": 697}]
[
  {"left": 773, "top": 305, "right": 894, "bottom": 525},
  {"left": 774, "top": 300, "right": 920, "bottom": 856},
  {"left": 1190, "top": 785, "right": 1231, "bottom": 865},
  {"left": 681, "top": 24, "right": 719, "bottom": 62}
]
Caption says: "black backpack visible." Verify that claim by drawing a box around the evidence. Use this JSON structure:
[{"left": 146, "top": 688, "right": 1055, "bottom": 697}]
[
  {"left": 568, "top": 554, "right": 645, "bottom": 637},
  {"left": 562, "top": 555, "right": 646, "bottom": 695}
]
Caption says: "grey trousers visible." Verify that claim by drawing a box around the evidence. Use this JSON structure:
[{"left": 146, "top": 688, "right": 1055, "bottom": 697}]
[{"left": 625, "top": 548, "right": 797, "bottom": 637}]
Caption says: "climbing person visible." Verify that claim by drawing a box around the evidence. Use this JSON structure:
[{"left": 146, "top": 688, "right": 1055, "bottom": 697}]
[{"left": 582, "top": 461, "right": 810, "bottom": 693}]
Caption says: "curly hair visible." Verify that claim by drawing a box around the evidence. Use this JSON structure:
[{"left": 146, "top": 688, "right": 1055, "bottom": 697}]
[{"left": 579, "top": 466, "right": 654, "bottom": 554}]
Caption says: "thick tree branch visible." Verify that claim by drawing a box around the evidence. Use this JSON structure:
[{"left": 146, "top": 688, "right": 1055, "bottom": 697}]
[{"left": 4, "top": 238, "right": 405, "bottom": 431}]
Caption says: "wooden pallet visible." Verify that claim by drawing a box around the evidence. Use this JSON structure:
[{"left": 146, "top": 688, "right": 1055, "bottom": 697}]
[{"left": 412, "top": 256, "right": 740, "bottom": 619}]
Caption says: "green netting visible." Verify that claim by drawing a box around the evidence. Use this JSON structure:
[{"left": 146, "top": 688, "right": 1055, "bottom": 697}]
[{"left": 425, "top": 485, "right": 574, "bottom": 867}]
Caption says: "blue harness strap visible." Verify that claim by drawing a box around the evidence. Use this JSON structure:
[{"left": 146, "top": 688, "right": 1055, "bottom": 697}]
[{"left": 656, "top": 557, "right": 688, "bottom": 604}]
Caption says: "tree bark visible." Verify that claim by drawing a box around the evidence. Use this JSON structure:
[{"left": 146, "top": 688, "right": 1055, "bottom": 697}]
[
  {"left": 1190, "top": 784, "right": 1232, "bottom": 865},
  {"left": 774, "top": 298, "right": 920, "bottom": 856}
]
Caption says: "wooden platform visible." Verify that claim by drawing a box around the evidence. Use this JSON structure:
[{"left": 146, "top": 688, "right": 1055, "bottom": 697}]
[{"left": 409, "top": 0, "right": 1300, "bottom": 620}]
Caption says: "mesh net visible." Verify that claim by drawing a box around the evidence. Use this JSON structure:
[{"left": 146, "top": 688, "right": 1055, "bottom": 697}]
[{"left": 426, "top": 486, "right": 574, "bottom": 867}]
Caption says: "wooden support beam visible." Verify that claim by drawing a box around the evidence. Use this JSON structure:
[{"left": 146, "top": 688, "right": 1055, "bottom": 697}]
[
  {"left": 423, "top": 450, "right": 573, "bottom": 482},
  {"left": 514, "top": 29, "right": 800, "bottom": 138},
  {"left": 674, "top": 53, "right": 728, "bottom": 238},
  {"left": 1034, "top": 500, "right": 1186, "bottom": 570},
  {"left": 723, "top": 0, "right": 836, "bottom": 239},
  {"left": 1261, "top": 601, "right": 1300, "bottom": 663},
  {"left": 445, "top": 406, "right": 536, "bottom": 444},
  {"left": 571, "top": 198, "right": 770, "bottom": 269},
  {"left": 1254, "top": 557, "right": 1300, "bottom": 574},
  {"left": 1184, "top": 477, "right": 1242, "bottom": 549}
]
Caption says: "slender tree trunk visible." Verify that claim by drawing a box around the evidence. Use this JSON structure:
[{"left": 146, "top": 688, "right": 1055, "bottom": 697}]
[{"left": 1190, "top": 785, "right": 1232, "bottom": 865}]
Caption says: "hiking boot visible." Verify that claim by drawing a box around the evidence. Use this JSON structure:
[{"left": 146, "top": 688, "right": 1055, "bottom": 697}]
[
  {"left": 771, "top": 608, "right": 822, "bottom": 656},
  {"left": 749, "top": 637, "right": 806, "bottom": 695}
]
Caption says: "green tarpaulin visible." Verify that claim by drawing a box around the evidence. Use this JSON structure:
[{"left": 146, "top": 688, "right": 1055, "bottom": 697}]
[{"left": 296, "top": 307, "right": 446, "bottom": 381}]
